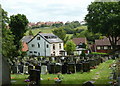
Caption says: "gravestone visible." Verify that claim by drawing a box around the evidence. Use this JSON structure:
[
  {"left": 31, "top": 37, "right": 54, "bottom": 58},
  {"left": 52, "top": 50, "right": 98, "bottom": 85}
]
[
  {"left": 41, "top": 65, "right": 47, "bottom": 74},
  {"left": 67, "top": 62, "right": 76, "bottom": 74},
  {"left": 23, "top": 65, "right": 28, "bottom": 74},
  {"left": 11, "top": 65, "right": 18, "bottom": 74},
  {"left": 54, "top": 63, "right": 62, "bottom": 73},
  {"left": 49, "top": 63, "right": 55, "bottom": 74},
  {"left": 18, "top": 65, "right": 23, "bottom": 73},
  {"left": 76, "top": 63, "right": 83, "bottom": 72},
  {"left": 29, "top": 69, "right": 40, "bottom": 86},
  {"left": 28, "top": 65, "right": 33, "bottom": 74},
  {"left": 83, "top": 61, "right": 90, "bottom": 72},
  {"left": 62, "top": 62, "right": 68, "bottom": 74}
]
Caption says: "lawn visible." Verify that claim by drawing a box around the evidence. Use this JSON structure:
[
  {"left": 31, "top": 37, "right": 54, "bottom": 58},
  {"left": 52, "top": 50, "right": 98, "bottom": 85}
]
[{"left": 11, "top": 60, "right": 114, "bottom": 86}]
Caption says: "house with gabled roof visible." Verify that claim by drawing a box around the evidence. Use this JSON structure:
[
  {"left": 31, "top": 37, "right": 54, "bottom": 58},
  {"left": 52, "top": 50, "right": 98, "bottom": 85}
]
[
  {"left": 21, "top": 35, "right": 33, "bottom": 52},
  {"left": 94, "top": 37, "right": 120, "bottom": 53},
  {"left": 72, "top": 37, "right": 89, "bottom": 55},
  {"left": 27, "top": 32, "right": 64, "bottom": 56}
]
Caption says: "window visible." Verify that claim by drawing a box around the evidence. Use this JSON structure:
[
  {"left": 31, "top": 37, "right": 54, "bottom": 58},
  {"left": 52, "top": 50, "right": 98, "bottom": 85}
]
[
  {"left": 47, "top": 44, "right": 49, "bottom": 48},
  {"left": 104, "top": 46, "right": 108, "bottom": 50},
  {"left": 37, "top": 37, "right": 40, "bottom": 40},
  {"left": 97, "top": 46, "right": 100, "bottom": 50},
  {"left": 53, "top": 44, "right": 55, "bottom": 50},
  {"left": 59, "top": 44, "right": 61, "bottom": 49},
  {"left": 34, "top": 51, "right": 37, "bottom": 53},
  {"left": 31, "top": 44, "right": 35, "bottom": 47},
  {"left": 38, "top": 52, "right": 40, "bottom": 56},
  {"left": 38, "top": 43, "right": 40, "bottom": 48},
  {"left": 30, "top": 51, "right": 32, "bottom": 53}
]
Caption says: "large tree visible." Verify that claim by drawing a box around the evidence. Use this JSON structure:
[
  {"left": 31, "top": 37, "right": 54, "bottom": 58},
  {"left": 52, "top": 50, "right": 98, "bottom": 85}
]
[
  {"left": 85, "top": 2, "right": 120, "bottom": 52},
  {"left": 2, "top": 9, "right": 16, "bottom": 58},
  {"left": 65, "top": 40, "right": 76, "bottom": 55},
  {"left": 9, "top": 14, "right": 29, "bottom": 53}
]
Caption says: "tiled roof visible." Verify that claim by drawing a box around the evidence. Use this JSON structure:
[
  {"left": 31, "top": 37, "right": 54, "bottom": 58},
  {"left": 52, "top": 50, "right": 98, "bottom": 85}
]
[
  {"left": 21, "top": 36, "right": 33, "bottom": 43},
  {"left": 72, "top": 38, "right": 87, "bottom": 45},
  {"left": 39, "top": 33, "right": 63, "bottom": 43},
  {"left": 95, "top": 37, "right": 120, "bottom": 45}
]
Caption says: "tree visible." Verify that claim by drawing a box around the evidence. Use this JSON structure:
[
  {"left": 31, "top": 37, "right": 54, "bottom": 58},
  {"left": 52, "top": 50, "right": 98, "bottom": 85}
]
[
  {"left": 65, "top": 40, "right": 76, "bottom": 55},
  {"left": 52, "top": 27, "right": 66, "bottom": 42},
  {"left": 85, "top": 2, "right": 120, "bottom": 52},
  {"left": 9, "top": 14, "right": 29, "bottom": 54},
  {"left": 2, "top": 9, "right": 16, "bottom": 59},
  {"left": 29, "top": 30, "right": 33, "bottom": 36}
]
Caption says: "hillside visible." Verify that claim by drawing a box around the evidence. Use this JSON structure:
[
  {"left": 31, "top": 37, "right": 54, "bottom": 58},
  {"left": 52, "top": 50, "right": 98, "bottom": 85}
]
[{"left": 25, "top": 25, "right": 87, "bottom": 36}]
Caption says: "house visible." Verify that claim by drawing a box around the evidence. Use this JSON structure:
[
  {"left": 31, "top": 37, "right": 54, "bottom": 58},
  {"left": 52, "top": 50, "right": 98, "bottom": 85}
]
[
  {"left": 27, "top": 32, "right": 64, "bottom": 56},
  {"left": 21, "top": 36, "right": 33, "bottom": 52},
  {"left": 72, "top": 38, "right": 89, "bottom": 55},
  {"left": 94, "top": 37, "right": 120, "bottom": 53}
]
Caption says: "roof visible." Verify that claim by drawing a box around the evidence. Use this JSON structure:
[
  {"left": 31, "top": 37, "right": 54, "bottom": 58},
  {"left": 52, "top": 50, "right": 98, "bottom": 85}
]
[
  {"left": 72, "top": 38, "right": 87, "bottom": 45},
  {"left": 21, "top": 36, "right": 33, "bottom": 43},
  {"left": 27, "top": 32, "right": 63, "bottom": 44},
  {"left": 39, "top": 33, "right": 63, "bottom": 43},
  {"left": 95, "top": 37, "right": 120, "bottom": 46}
]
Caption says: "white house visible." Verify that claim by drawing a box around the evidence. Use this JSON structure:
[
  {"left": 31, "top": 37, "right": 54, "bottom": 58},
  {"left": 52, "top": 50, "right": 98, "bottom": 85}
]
[{"left": 27, "top": 32, "right": 64, "bottom": 56}]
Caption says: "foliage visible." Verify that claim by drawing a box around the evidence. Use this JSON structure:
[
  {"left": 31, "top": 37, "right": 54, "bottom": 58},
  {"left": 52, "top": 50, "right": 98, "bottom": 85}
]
[
  {"left": 72, "top": 29, "right": 102, "bottom": 44},
  {"left": 9, "top": 14, "right": 29, "bottom": 53},
  {"left": 52, "top": 27, "right": 66, "bottom": 42},
  {"left": 2, "top": 9, "right": 16, "bottom": 58},
  {"left": 52, "top": 23, "right": 63, "bottom": 27},
  {"left": 65, "top": 40, "right": 76, "bottom": 55},
  {"left": 28, "top": 30, "right": 33, "bottom": 36},
  {"left": 85, "top": 2, "right": 120, "bottom": 50}
]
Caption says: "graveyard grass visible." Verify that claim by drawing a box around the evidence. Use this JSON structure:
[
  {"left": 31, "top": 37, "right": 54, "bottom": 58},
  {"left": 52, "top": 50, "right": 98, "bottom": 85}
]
[{"left": 11, "top": 60, "right": 114, "bottom": 85}]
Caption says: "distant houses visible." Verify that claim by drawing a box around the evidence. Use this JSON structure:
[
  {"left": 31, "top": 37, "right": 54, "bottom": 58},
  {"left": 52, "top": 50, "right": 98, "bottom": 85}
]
[
  {"left": 91, "top": 37, "right": 120, "bottom": 53},
  {"left": 72, "top": 37, "right": 89, "bottom": 55},
  {"left": 27, "top": 32, "right": 64, "bottom": 56}
]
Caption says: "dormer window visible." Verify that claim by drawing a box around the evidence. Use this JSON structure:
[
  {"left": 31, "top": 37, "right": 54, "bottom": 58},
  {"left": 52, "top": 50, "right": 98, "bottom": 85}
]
[{"left": 37, "top": 37, "right": 40, "bottom": 40}]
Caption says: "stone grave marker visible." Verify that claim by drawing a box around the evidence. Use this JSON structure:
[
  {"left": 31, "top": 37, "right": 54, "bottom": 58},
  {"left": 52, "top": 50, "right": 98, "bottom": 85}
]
[
  {"left": 41, "top": 65, "right": 47, "bottom": 74},
  {"left": 67, "top": 62, "right": 76, "bottom": 74},
  {"left": 83, "top": 61, "right": 90, "bottom": 72},
  {"left": 62, "top": 62, "right": 68, "bottom": 74},
  {"left": 23, "top": 65, "right": 28, "bottom": 74},
  {"left": 76, "top": 63, "right": 83, "bottom": 72}
]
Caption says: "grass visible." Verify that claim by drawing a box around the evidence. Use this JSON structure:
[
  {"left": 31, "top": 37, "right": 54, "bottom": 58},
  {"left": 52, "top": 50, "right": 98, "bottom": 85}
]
[{"left": 11, "top": 60, "right": 115, "bottom": 86}]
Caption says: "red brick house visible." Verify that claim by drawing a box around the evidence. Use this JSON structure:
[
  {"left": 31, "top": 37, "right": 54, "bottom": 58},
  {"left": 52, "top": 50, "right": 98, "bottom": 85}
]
[
  {"left": 21, "top": 36, "right": 33, "bottom": 52},
  {"left": 93, "top": 37, "right": 120, "bottom": 53}
]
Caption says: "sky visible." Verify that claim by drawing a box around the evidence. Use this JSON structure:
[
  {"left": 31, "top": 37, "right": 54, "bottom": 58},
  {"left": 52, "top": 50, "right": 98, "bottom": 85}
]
[{"left": 0, "top": 0, "right": 94, "bottom": 23}]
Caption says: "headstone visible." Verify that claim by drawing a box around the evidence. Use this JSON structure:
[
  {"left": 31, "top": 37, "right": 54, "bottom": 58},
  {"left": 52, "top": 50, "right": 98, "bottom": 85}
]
[
  {"left": 62, "top": 62, "right": 68, "bottom": 74},
  {"left": 41, "top": 65, "right": 47, "bottom": 74},
  {"left": 55, "top": 63, "right": 62, "bottom": 73},
  {"left": 28, "top": 65, "right": 33, "bottom": 74},
  {"left": 18, "top": 65, "right": 23, "bottom": 73},
  {"left": 29, "top": 69, "right": 40, "bottom": 86},
  {"left": 83, "top": 62, "right": 90, "bottom": 72},
  {"left": 67, "top": 62, "right": 76, "bottom": 74},
  {"left": 23, "top": 66, "right": 28, "bottom": 74},
  {"left": 11, "top": 65, "right": 18, "bottom": 74},
  {"left": 76, "top": 63, "right": 83, "bottom": 72}
]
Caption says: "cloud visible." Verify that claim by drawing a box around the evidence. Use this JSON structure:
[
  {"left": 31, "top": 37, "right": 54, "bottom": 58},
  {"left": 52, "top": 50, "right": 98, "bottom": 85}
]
[{"left": 0, "top": 0, "right": 94, "bottom": 22}]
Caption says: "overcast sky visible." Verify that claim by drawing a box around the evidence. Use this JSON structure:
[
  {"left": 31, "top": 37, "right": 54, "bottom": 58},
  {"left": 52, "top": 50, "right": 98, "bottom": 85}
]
[{"left": 1, "top": 0, "right": 94, "bottom": 23}]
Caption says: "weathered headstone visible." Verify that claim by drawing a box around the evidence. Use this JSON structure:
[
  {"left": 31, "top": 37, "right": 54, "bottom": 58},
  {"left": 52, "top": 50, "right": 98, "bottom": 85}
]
[
  {"left": 62, "top": 62, "right": 68, "bottom": 74},
  {"left": 29, "top": 69, "right": 40, "bottom": 86},
  {"left": 67, "top": 62, "right": 76, "bottom": 74},
  {"left": 76, "top": 63, "right": 83, "bottom": 72},
  {"left": 41, "top": 65, "right": 47, "bottom": 74},
  {"left": 18, "top": 65, "right": 23, "bottom": 73},
  {"left": 23, "top": 66, "right": 28, "bottom": 74},
  {"left": 83, "top": 62, "right": 90, "bottom": 72}
]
